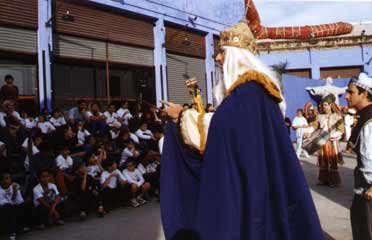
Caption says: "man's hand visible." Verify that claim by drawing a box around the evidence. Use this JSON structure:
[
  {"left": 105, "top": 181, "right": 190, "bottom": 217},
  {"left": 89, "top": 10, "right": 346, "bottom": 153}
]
[
  {"left": 161, "top": 100, "right": 183, "bottom": 119},
  {"left": 364, "top": 189, "right": 372, "bottom": 201}
]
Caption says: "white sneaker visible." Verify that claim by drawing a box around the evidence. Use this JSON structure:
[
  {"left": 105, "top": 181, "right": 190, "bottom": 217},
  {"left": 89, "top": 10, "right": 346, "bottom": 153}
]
[
  {"left": 9, "top": 233, "right": 16, "bottom": 240},
  {"left": 130, "top": 198, "right": 140, "bottom": 207},
  {"left": 137, "top": 196, "right": 147, "bottom": 205}
]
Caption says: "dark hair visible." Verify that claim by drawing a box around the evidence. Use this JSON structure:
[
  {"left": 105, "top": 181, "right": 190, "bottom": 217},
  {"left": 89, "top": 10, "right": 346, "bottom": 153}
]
[
  {"left": 37, "top": 168, "right": 50, "bottom": 178},
  {"left": 0, "top": 172, "right": 11, "bottom": 181},
  {"left": 103, "top": 160, "right": 116, "bottom": 170},
  {"left": 51, "top": 108, "right": 61, "bottom": 115},
  {"left": 355, "top": 86, "right": 372, "bottom": 102},
  {"left": 4, "top": 74, "right": 14, "bottom": 81},
  {"left": 126, "top": 158, "right": 135, "bottom": 166},
  {"left": 77, "top": 100, "right": 87, "bottom": 105},
  {"left": 296, "top": 109, "right": 303, "bottom": 114},
  {"left": 349, "top": 77, "right": 372, "bottom": 101},
  {"left": 183, "top": 103, "right": 190, "bottom": 108},
  {"left": 108, "top": 103, "right": 116, "bottom": 108},
  {"left": 73, "top": 161, "right": 85, "bottom": 173}
]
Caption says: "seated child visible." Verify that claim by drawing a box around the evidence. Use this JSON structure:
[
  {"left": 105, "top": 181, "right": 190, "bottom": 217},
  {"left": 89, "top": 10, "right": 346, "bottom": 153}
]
[
  {"left": 33, "top": 169, "right": 64, "bottom": 228},
  {"left": 123, "top": 159, "right": 151, "bottom": 207},
  {"left": 0, "top": 172, "right": 28, "bottom": 240},
  {"left": 72, "top": 162, "right": 103, "bottom": 219},
  {"left": 100, "top": 161, "right": 129, "bottom": 211}
]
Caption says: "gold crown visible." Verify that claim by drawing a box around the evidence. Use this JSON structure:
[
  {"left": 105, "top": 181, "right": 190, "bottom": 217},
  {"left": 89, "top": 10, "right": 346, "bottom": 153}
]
[{"left": 219, "top": 21, "right": 257, "bottom": 52}]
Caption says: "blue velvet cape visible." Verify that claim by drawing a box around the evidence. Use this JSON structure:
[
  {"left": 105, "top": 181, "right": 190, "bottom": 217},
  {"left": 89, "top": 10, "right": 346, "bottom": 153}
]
[{"left": 161, "top": 81, "right": 323, "bottom": 240}]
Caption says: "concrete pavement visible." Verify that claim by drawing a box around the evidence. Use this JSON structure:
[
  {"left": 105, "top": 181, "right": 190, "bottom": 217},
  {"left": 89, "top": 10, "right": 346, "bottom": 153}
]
[{"left": 14, "top": 146, "right": 356, "bottom": 240}]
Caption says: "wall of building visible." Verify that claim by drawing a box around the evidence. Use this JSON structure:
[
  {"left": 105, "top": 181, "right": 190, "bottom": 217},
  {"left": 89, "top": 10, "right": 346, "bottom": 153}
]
[
  {"left": 91, "top": 0, "right": 243, "bottom": 33},
  {"left": 258, "top": 45, "right": 372, "bottom": 79}
]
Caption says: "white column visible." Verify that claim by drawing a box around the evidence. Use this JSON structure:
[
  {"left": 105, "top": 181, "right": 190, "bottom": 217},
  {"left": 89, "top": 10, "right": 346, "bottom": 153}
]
[
  {"left": 153, "top": 16, "right": 168, "bottom": 107},
  {"left": 205, "top": 32, "right": 215, "bottom": 104},
  {"left": 38, "top": 0, "right": 53, "bottom": 111}
]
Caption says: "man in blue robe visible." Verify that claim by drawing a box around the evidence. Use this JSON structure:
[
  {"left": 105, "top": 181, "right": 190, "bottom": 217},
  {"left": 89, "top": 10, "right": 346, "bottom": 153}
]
[{"left": 160, "top": 18, "right": 323, "bottom": 240}]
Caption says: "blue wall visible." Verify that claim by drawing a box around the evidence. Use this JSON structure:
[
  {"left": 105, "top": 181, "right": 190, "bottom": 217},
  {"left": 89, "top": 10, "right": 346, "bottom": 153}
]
[{"left": 282, "top": 74, "right": 350, "bottom": 140}]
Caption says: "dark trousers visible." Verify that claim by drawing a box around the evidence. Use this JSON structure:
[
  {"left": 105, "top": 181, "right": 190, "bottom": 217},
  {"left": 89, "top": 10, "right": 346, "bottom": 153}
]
[
  {"left": 35, "top": 203, "right": 63, "bottom": 225},
  {"left": 351, "top": 194, "right": 372, "bottom": 240},
  {"left": 144, "top": 172, "right": 160, "bottom": 191},
  {"left": 0, "top": 204, "right": 24, "bottom": 234},
  {"left": 102, "top": 185, "right": 130, "bottom": 211},
  {"left": 73, "top": 190, "right": 101, "bottom": 213}
]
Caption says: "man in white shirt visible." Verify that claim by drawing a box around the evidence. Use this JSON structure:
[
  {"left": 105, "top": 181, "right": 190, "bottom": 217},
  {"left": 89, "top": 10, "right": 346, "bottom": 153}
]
[
  {"left": 0, "top": 172, "right": 25, "bottom": 239},
  {"left": 346, "top": 73, "right": 372, "bottom": 240},
  {"left": 292, "top": 109, "right": 310, "bottom": 158}
]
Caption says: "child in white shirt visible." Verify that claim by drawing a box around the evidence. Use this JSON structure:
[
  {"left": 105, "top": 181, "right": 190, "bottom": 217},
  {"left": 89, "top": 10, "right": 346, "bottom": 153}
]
[
  {"left": 0, "top": 172, "right": 26, "bottom": 239},
  {"left": 22, "top": 135, "right": 42, "bottom": 171},
  {"left": 123, "top": 159, "right": 151, "bottom": 207},
  {"left": 100, "top": 161, "right": 128, "bottom": 211},
  {"left": 55, "top": 146, "right": 73, "bottom": 171},
  {"left": 36, "top": 115, "right": 56, "bottom": 134},
  {"left": 135, "top": 122, "right": 153, "bottom": 141},
  {"left": 20, "top": 111, "right": 36, "bottom": 130},
  {"left": 50, "top": 109, "right": 67, "bottom": 128},
  {"left": 76, "top": 120, "right": 91, "bottom": 145},
  {"left": 119, "top": 142, "right": 139, "bottom": 167},
  {"left": 33, "top": 169, "right": 64, "bottom": 227},
  {"left": 104, "top": 103, "right": 121, "bottom": 128},
  {"left": 86, "top": 153, "right": 103, "bottom": 180},
  {"left": 116, "top": 101, "right": 133, "bottom": 126}
]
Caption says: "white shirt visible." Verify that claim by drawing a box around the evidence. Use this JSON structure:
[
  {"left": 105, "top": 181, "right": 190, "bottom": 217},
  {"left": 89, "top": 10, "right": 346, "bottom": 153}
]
[
  {"left": 21, "top": 118, "right": 36, "bottom": 129},
  {"left": 292, "top": 116, "right": 308, "bottom": 138},
  {"left": 120, "top": 148, "right": 135, "bottom": 166},
  {"left": 103, "top": 111, "right": 119, "bottom": 125},
  {"left": 0, "top": 111, "right": 22, "bottom": 127},
  {"left": 0, "top": 184, "right": 24, "bottom": 206},
  {"left": 86, "top": 111, "right": 103, "bottom": 119},
  {"left": 87, "top": 165, "right": 101, "bottom": 177},
  {"left": 33, "top": 183, "right": 59, "bottom": 207},
  {"left": 22, "top": 138, "right": 40, "bottom": 169},
  {"left": 110, "top": 130, "right": 120, "bottom": 140},
  {"left": 11, "top": 111, "right": 22, "bottom": 121},
  {"left": 130, "top": 133, "right": 140, "bottom": 144},
  {"left": 100, "top": 169, "right": 127, "bottom": 189},
  {"left": 55, "top": 154, "right": 73, "bottom": 170},
  {"left": 344, "top": 114, "right": 354, "bottom": 127},
  {"left": 135, "top": 129, "right": 153, "bottom": 140},
  {"left": 77, "top": 128, "right": 91, "bottom": 145},
  {"left": 137, "top": 163, "right": 158, "bottom": 174},
  {"left": 37, "top": 121, "right": 56, "bottom": 134},
  {"left": 50, "top": 116, "right": 66, "bottom": 127},
  {"left": 116, "top": 108, "right": 132, "bottom": 126},
  {"left": 0, "top": 112, "right": 6, "bottom": 127},
  {"left": 158, "top": 137, "right": 164, "bottom": 154},
  {"left": 357, "top": 121, "right": 372, "bottom": 190},
  {"left": 123, "top": 169, "right": 145, "bottom": 186}
]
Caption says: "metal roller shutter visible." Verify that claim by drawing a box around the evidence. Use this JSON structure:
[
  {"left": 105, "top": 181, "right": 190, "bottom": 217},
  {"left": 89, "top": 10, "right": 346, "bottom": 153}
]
[
  {"left": 0, "top": 26, "right": 37, "bottom": 54},
  {"left": 167, "top": 53, "right": 207, "bottom": 104},
  {"left": 54, "top": 34, "right": 153, "bottom": 66}
]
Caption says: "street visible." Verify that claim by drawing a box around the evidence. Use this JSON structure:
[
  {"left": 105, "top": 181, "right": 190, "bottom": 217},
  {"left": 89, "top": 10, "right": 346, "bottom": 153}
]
[{"left": 16, "top": 147, "right": 355, "bottom": 240}]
